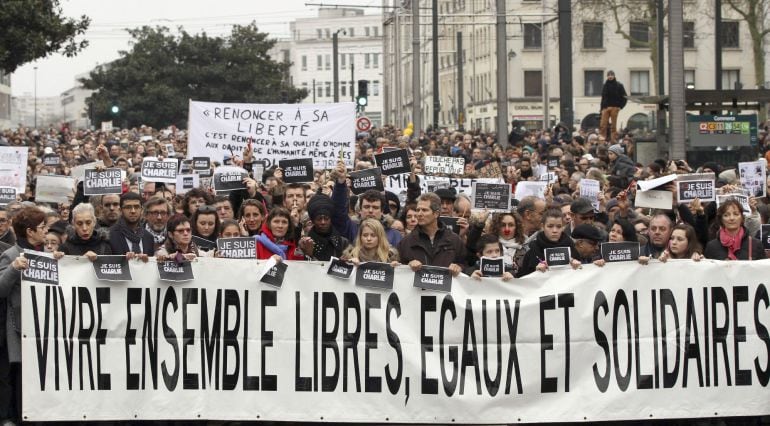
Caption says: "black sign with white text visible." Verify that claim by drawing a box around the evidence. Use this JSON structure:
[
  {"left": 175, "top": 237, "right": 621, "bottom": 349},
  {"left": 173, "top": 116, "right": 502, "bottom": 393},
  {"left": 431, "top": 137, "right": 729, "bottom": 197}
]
[
  {"left": 545, "top": 247, "right": 571, "bottom": 268},
  {"left": 0, "top": 187, "right": 16, "bottom": 205},
  {"left": 43, "top": 154, "right": 61, "bottom": 167},
  {"left": 547, "top": 156, "right": 560, "bottom": 170},
  {"left": 439, "top": 216, "right": 460, "bottom": 234},
  {"left": 84, "top": 168, "right": 123, "bottom": 195},
  {"left": 471, "top": 182, "right": 511, "bottom": 211},
  {"left": 601, "top": 242, "right": 641, "bottom": 263},
  {"left": 326, "top": 257, "right": 354, "bottom": 279},
  {"left": 479, "top": 256, "right": 504, "bottom": 277},
  {"left": 355, "top": 262, "right": 394, "bottom": 290},
  {"left": 92, "top": 255, "right": 132, "bottom": 281},
  {"left": 762, "top": 225, "right": 770, "bottom": 251},
  {"left": 375, "top": 149, "right": 411, "bottom": 175},
  {"left": 193, "top": 157, "right": 210, "bottom": 171},
  {"left": 157, "top": 261, "right": 195, "bottom": 282},
  {"left": 192, "top": 236, "right": 217, "bottom": 251},
  {"left": 350, "top": 168, "right": 384, "bottom": 195},
  {"left": 260, "top": 261, "right": 288, "bottom": 288},
  {"left": 21, "top": 251, "right": 59, "bottom": 286},
  {"left": 677, "top": 179, "right": 715, "bottom": 203},
  {"left": 216, "top": 237, "right": 256, "bottom": 259},
  {"left": 213, "top": 168, "right": 247, "bottom": 192},
  {"left": 279, "top": 158, "right": 314, "bottom": 183},
  {"left": 413, "top": 265, "right": 452, "bottom": 292}
]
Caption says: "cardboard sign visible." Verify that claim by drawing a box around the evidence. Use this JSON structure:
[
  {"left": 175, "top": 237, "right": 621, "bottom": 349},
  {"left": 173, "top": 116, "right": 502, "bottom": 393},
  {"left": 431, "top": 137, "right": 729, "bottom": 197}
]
[
  {"left": 676, "top": 174, "right": 716, "bottom": 204},
  {"left": 43, "top": 154, "right": 61, "bottom": 167},
  {"left": 375, "top": 149, "right": 411, "bottom": 176},
  {"left": 34, "top": 175, "right": 74, "bottom": 204},
  {"left": 424, "top": 156, "right": 465, "bottom": 175},
  {"left": 141, "top": 158, "right": 178, "bottom": 183},
  {"left": 279, "top": 158, "right": 314, "bottom": 184},
  {"left": 471, "top": 182, "right": 511, "bottom": 212},
  {"left": 634, "top": 189, "right": 673, "bottom": 210},
  {"left": 260, "top": 261, "right": 288, "bottom": 288},
  {"left": 92, "top": 255, "right": 132, "bottom": 282},
  {"left": 438, "top": 216, "right": 460, "bottom": 234},
  {"left": 326, "top": 257, "right": 354, "bottom": 279},
  {"left": 479, "top": 256, "right": 504, "bottom": 277},
  {"left": 101, "top": 121, "right": 113, "bottom": 132},
  {"left": 157, "top": 261, "right": 195, "bottom": 282},
  {"left": 478, "top": 161, "right": 503, "bottom": 178},
  {"left": 738, "top": 160, "right": 766, "bottom": 198},
  {"left": 0, "top": 146, "right": 28, "bottom": 192},
  {"left": 637, "top": 174, "right": 677, "bottom": 192},
  {"left": 192, "top": 236, "right": 217, "bottom": 252},
  {"left": 21, "top": 251, "right": 59, "bottom": 286},
  {"left": 213, "top": 166, "right": 247, "bottom": 192},
  {"left": 355, "top": 262, "right": 394, "bottom": 290},
  {"left": 84, "top": 168, "right": 123, "bottom": 196},
  {"left": 193, "top": 157, "right": 212, "bottom": 177},
  {"left": 513, "top": 181, "right": 547, "bottom": 201},
  {"left": 175, "top": 174, "right": 199, "bottom": 195},
  {"left": 546, "top": 156, "right": 560, "bottom": 170},
  {"left": 539, "top": 172, "right": 558, "bottom": 184},
  {"left": 762, "top": 224, "right": 770, "bottom": 251},
  {"left": 0, "top": 187, "right": 16, "bottom": 205},
  {"left": 716, "top": 193, "right": 751, "bottom": 215},
  {"left": 413, "top": 265, "right": 452, "bottom": 292},
  {"left": 600, "top": 242, "right": 640, "bottom": 263},
  {"left": 350, "top": 168, "right": 384, "bottom": 195},
  {"left": 216, "top": 237, "right": 256, "bottom": 259},
  {"left": 544, "top": 247, "right": 571, "bottom": 268},
  {"left": 580, "top": 179, "right": 601, "bottom": 211},
  {"left": 165, "top": 143, "right": 176, "bottom": 157},
  {"left": 71, "top": 161, "right": 104, "bottom": 182}
]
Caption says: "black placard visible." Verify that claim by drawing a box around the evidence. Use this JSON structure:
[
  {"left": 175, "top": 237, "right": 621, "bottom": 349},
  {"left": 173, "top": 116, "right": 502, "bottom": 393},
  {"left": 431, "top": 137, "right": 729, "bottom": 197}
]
[
  {"left": 157, "top": 261, "right": 195, "bottom": 282},
  {"left": 350, "top": 168, "right": 384, "bottom": 195},
  {"left": 438, "top": 216, "right": 460, "bottom": 234},
  {"left": 260, "top": 261, "right": 288, "bottom": 288},
  {"left": 677, "top": 180, "right": 715, "bottom": 203},
  {"left": 92, "top": 255, "right": 132, "bottom": 281},
  {"left": 544, "top": 247, "right": 571, "bottom": 268},
  {"left": 479, "top": 256, "right": 504, "bottom": 277},
  {"left": 84, "top": 168, "right": 123, "bottom": 195},
  {"left": 547, "top": 156, "right": 560, "bottom": 170},
  {"left": 216, "top": 237, "right": 256, "bottom": 259},
  {"left": 375, "top": 149, "right": 411, "bottom": 175},
  {"left": 471, "top": 182, "right": 511, "bottom": 211},
  {"left": 192, "top": 235, "right": 217, "bottom": 251},
  {"left": 43, "top": 154, "right": 61, "bottom": 167},
  {"left": 600, "top": 241, "right": 641, "bottom": 263},
  {"left": 213, "top": 169, "right": 247, "bottom": 192},
  {"left": 355, "top": 262, "right": 394, "bottom": 290},
  {"left": 21, "top": 251, "right": 59, "bottom": 285},
  {"left": 412, "top": 265, "right": 452, "bottom": 292},
  {"left": 193, "top": 157, "right": 211, "bottom": 171},
  {"left": 326, "top": 257, "right": 354, "bottom": 279},
  {"left": 762, "top": 225, "right": 770, "bottom": 251},
  {"left": 279, "top": 158, "right": 314, "bottom": 183},
  {"left": 0, "top": 187, "right": 17, "bottom": 205}
]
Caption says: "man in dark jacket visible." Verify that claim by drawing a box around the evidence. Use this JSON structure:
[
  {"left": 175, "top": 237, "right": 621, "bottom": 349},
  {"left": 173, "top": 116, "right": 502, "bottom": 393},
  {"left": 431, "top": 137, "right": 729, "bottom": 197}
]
[
  {"left": 599, "top": 70, "right": 627, "bottom": 142},
  {"left": 108, "top": 192, "right": 155, "bottom": 257},
  {"left": 607, "top": 144, "right": 636, "bottom": 186},
  {"left": 398, "top": 193, "right": 466, "bottom": 276}
]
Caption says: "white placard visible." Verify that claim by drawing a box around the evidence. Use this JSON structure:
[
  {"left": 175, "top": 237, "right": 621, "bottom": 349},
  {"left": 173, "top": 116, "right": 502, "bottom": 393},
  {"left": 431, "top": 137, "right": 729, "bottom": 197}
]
[
  {"left": 634, "top": 189, "right": 673, "bottom": 209},
  {"left": 424, "top": 156, "right": 465, "bottom": 175},
  {"left": 71, "top": 161, "right": 105, "bottom": 182},
  {"left": 738, "top": 161, "right": 766, "bottom": 198},
  {"left": 175, "top": 173, "right": 200, "bottom": 195},
  {"left": 188, "top": 101, "right": 356, "bottom": 169},
  {"left": 34, "top": 175, "right": 75, "bottom": 204},
  {"left": 514, "top": 181, "right": 548, "bottom": 201},
  {"left": 580, "top": 179, "right": 601, "bottom": 211},
  {"left": 384, "top": 174, "right": 503, "bottom": 203},
  {"left": 141, "top": 158, "right": 178, "bottom": 183},
  {"left": 637, "top": 174, "right": 677, "bottom": 192},
  {"left": 0, "top": 146, "right": 29, "bottom": 192}
]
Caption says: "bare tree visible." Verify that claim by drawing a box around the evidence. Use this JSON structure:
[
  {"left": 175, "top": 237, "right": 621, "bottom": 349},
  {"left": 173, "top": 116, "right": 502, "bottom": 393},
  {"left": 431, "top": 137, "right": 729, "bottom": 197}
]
[{"left": 723, "top": 0, "right": 769, "bottom": 89}]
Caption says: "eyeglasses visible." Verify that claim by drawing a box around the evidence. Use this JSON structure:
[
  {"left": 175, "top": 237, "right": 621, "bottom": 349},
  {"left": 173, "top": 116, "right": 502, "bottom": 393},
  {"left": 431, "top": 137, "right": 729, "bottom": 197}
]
[
  {"left": 174, "top": 227, "right": 192, "bottom": 234},
  {"left": 197, "top": 205, "right": 216, "bottom": 213},
  {"left": 147, "top": 210, "right": 168, "bottom": 217},
  {"left": 0, "top": 218, "right": 7, "bottom": 224},
  {"left": 36, "top": 223, "right": 48, "bottom": 230}
]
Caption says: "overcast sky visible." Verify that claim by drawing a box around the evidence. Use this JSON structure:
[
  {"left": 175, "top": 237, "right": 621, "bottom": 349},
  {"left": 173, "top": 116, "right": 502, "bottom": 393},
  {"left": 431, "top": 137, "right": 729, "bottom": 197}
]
[{"left": 11, "top": 0, "right": 380, "bottom": 98}]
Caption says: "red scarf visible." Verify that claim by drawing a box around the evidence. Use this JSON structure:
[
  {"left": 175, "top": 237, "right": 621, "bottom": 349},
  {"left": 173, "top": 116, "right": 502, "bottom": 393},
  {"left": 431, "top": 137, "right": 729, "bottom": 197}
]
[{"left": 719, "top": 227, "right": 744, "bottom": 260}]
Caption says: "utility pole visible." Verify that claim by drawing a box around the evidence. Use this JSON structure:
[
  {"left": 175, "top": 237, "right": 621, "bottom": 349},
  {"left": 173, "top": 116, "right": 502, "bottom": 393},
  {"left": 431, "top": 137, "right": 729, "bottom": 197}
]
[
  {"left": 333, "top": 31, "right": 340, "bottom": 102},
  {"left": 656, "top": 0, "right": 665, "bottom": 95},
  {"left": 457, "top": 31, "right": 464, "bottom": 131},
  {"left": 351, "top": 62, "right": 355, "bottom": 103},
  {"left": 669, "top": 0, "right": 686, "bottom": 160},
  {"left": 313, "top": 79, "right": 317, "bottom": 103},
  {"left": 715, "top": 0, "right": 722, "bottom": 89},
  {"left": 495, "top": 0, "right": 508, "bottom": 146},
  {"left": 395, "top": 9, "right": 402, "bottom": 126},
  {"left": 432, "top": 0, "right": 439, "bottom": 130},
  {"left": 34, "top": 66, "right": 38, "bottom": 128},
  {"left": 412, "top": 0, "right": 421, "bottom": 137},
  {"left": 558, "top": 0, "right": 573, "bottom": 131},
  {"left": 541, "top": 0, "right": 549, "bottom": 132}
]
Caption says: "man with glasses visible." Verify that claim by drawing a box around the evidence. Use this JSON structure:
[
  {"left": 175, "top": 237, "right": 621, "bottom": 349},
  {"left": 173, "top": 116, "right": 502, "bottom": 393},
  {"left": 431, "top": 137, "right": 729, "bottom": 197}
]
[
  {"left": 572, "top": 223, "right": 604, "bottom": 264},
  {"left": 143, "top": 196, "right": 171, "bottom": 252},
  {"left": 108, "top": 192, "right": 153, "bottom": 258},
  {"left": 0, "top": 208, "right": 14, "bottom": 246}
]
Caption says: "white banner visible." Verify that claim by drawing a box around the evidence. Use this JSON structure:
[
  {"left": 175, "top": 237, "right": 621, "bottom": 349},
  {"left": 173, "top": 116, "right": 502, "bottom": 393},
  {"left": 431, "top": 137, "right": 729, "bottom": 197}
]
[
  {"left": 0, "top": 146, "right": 28, "bottom": 192},
  {"left": 21, "top": 258, "right": 770, "bottom": 422},
  {"left": 188, "top": 100, "right": 356, "bottom": 169},
  {"left": 385, "top": 174, "right": 503, "bottom": 203}
]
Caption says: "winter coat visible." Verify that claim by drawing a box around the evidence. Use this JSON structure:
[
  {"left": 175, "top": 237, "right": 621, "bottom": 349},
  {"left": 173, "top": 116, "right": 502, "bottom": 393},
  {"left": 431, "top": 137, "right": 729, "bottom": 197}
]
[
  {"left": 704, "top": 227, "right": 766, "bottom": 260},
  {"left": 397, "top": 222, "right": 467, "bottom": 268}
]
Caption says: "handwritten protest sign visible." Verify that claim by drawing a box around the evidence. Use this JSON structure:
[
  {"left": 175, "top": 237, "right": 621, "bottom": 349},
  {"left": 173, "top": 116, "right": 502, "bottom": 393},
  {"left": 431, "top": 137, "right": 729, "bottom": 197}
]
[
  {"left": 424, "top": 156, "right": 464, "bottom": 175},
  {"left": 188, "top": 101, "right": 355, "bottom": 169},
  {"left": 0, "top": 147, "right": 28, "bottom": 192}
]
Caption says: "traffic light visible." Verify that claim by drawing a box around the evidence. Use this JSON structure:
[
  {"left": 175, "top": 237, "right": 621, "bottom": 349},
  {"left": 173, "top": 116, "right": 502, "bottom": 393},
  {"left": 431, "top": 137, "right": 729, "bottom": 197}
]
[
  {"left": 110, "top": 104, "right": 120, "bottom": 115},
  {"left": 356, "top": 80, "right": 369, "bottom": 108}
]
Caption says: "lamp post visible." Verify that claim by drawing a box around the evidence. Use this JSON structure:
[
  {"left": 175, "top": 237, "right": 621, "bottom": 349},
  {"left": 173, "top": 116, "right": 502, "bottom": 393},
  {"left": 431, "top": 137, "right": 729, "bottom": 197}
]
[
  {"left": 333, "top": 29, "right": 347, "bottom": 103},
  {"left": 33, "top": 66, "right": 38, "bottom": 128}
]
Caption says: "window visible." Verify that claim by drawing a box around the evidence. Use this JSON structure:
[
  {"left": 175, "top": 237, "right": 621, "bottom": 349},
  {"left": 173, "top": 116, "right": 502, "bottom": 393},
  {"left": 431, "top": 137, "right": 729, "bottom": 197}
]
[
  {"left": 325, "top": 54, "right": 330, "bottom": 70},
  {"left": 584, "top": 70, "right": 604, "bottom": 96},
  {"left": 316, "top": 55, "right": 322, "bottom": 70},
  {"left": 523, "top": 23, "right": 542, "bottom": 49},
  {"left": 301, "top": 55, "right": 307, "bottom": 71},
  {"left": 325, "top": 82, "right": 331, "bottom": 97},
  {"left": 325, "top": 29, "right": 330, "bottom": 39},
  {"left": 365, "top": 53, "right": 371, "bottom": 69},
  {"left": 630, "top": 70, "right": 650, "bottom": 95},
  {"left": 349, "top": 54, "right": 354, "bottom": 68},
  {"left": 373, "top": 53, "right": 379, "bottom": 68},
  {"left": 317, "top": 29, "right": 322, "bottom": 39},
  {"left": 583, "top": 22, "right": 603, "bottom": 49},
  {"left": 683, "top": 21, "right": 695, "bottom": 48},
  {"left": 722, "top": 69, "right": 741, "bottom": 90},
  {"left": 373, "top": 26, "right": 379, "bottom": 37},
  {"left": 317, "top": 84, "right": 323, "bottom": 99},
  {"left": 301, "top": 82, "right": 308, "bottom": 98},
  {"left": 365, "top": 27, "right": 371, "bottom": 37},
  {"left": 372, "top": 80, "right": 380, "bottom": 96},
  {"left": 524, "top": 71, "right": 542, "bottom": 97},
  {"left": 629, "top": 22, "right": 649, "bottom": 48},
  {"left": 721, "top": 21, "right": 739, "bottom": 48},
  {"left": 341, "top": 54, "right": 346, "bottom": 69},
  {"left": 348, "top": 27, "right": 354, "bottom": 37},
  {"left": 341, "top": 84, "right": 347, "bottom": 97},
  {"left": 684, "top": 69, "right": 696, "bottom": 87}
]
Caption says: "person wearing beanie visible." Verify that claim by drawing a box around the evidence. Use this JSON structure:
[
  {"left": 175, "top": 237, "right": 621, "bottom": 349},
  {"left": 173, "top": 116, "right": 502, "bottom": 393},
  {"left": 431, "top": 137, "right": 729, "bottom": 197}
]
[
  {"left": 298, "top": 194, "right": 350, "bottom": 261},
  {"left": 599, "top": 70, "right": 628, "bottom": 143},
  {"left": 607, "top": 143, "right": 636, "bottom": 186}
]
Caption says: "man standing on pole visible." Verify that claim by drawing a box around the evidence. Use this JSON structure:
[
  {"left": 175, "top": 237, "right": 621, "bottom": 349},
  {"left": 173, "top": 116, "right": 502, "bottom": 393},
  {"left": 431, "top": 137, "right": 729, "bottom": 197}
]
[{"left": 599, "top": 70, "right": 627, "bottom": 143}]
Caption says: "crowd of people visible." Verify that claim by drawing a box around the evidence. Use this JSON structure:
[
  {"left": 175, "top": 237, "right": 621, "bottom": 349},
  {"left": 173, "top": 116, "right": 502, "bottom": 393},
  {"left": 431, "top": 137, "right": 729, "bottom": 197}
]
[{"left": 0, "top": 118, "right": 769, "bottom": 424}]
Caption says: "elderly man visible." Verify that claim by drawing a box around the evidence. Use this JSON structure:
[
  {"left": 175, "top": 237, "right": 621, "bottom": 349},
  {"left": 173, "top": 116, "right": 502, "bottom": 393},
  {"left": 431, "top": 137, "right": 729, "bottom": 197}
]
[
  {"left": 641, "top": 213, "right": 673, "bottom": 258},
  {"left": 143, "top": 196, "right": 172, "bottom": 252}
]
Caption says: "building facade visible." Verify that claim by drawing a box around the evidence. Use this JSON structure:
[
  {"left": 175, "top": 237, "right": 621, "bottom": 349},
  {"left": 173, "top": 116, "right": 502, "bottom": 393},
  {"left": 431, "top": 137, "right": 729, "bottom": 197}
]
[
  {"left": 11, "top": 94, "right": 61, "bottom": 128},
  {"left": 60, "top": 71, "right": 94, "bottom": 130},
  {"left": 383, "top": 0, "right": 766, "bottom": 133},
  {"left": 0, "top": 72, "right": 11, "bottom": 130},
  {"left": 270, "top": 8, "right": 385, "bottom": 127}
]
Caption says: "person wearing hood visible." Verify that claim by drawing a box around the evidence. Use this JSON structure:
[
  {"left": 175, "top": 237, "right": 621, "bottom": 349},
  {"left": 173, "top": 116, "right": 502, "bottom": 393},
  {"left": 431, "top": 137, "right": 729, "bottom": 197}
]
[
  {"left": 298, "top": 194, "right": 350, "bottom": 261},
  {"left": 516, "top": 209, "right": 579, "bottom": 277},
  {"left": 60, "top": 203, "right": 112, "bottom": 259},
  {"left": 607, "top": 144, "right": 636, "bottom": 185},
  {"left": 599, "top": 70, "right": 627, "bottom": 143}
]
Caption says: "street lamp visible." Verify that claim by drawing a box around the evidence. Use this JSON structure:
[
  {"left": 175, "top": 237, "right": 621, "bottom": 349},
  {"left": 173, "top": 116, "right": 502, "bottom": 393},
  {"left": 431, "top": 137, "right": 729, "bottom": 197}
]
[
  {"left": 332, "top": 28, "right": 347, "bottom": 103},
  {"left": 33, "top": 66, "right": 38, "bottom": 128}
]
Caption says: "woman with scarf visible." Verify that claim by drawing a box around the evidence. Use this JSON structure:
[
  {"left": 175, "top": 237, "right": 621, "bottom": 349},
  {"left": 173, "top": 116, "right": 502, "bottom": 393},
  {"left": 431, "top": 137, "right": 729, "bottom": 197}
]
[
  {"left": 0, "top": 207, "right": 64, "bottom": 424},
  {"left": 704, "top": 199, "right": 765, "bottom": 260},
  {"left": 60, "top": 203, "right": 112, "bottom": 259},
  {"left": 298, "top": 194, "right": 349, "bottom": 261},
  {"left": 256, "top": 207, "right": 305, "bottom": 262},
  {"left": 156, "top": 214, "right": 203, "bottom": 262}
]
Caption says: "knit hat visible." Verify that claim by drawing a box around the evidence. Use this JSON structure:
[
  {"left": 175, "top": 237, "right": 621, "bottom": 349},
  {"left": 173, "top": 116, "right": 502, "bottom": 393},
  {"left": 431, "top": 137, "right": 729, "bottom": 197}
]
[
  {"left": 307, "top": 194, "right": 334, "bottom": 220},
  {"left": 607, "top": 70, "right": 615, "bottom": 77},
  {"left": 608, "top": 144, "right": 624, "bottom": 156},
  {"left": 572, "top": 224, "right": 603, "bottom": 242}
]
